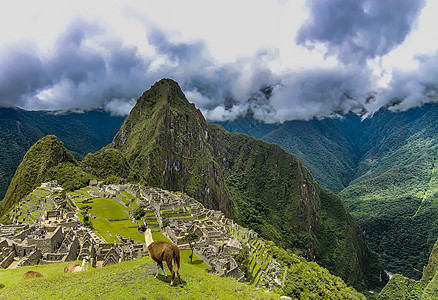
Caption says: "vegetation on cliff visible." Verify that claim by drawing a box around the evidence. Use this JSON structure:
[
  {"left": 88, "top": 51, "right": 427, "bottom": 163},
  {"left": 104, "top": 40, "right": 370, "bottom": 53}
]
[
  {"left": 220, "top": 104, "right": 438, "bottom": 280},
  {"left": 378, "top": 239, "right": 438, "bottom": 299},
  {"left": 0, "top": 135, "right": 76, "bottom": 216}
]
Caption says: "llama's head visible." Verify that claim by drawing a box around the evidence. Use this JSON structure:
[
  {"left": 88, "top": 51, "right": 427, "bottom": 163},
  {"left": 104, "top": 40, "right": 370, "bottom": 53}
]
[{"left": 138, "top": 225, "right": 147, "bottom": 232}]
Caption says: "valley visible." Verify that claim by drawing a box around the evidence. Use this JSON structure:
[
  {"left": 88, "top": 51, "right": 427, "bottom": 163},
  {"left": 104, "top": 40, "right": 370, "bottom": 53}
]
[{"left": 219, "top": 104, "right": 438, "bottom": 280}]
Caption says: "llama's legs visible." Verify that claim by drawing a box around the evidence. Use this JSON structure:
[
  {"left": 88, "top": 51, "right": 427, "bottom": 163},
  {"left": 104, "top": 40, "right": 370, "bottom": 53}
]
[
  {"left": 156, "top": 261, "right": 167, "bottom": 278},
  {"left": 176, "top": 269, "right": 183, "bottom": 288},
  {"left": 165, "top": 259, "right": 175, "bottom": 286}
]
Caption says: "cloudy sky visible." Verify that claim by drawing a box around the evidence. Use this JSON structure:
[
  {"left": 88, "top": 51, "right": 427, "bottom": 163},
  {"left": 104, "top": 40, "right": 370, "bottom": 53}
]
[{"left": 0, "top": 0, "right": 437, "bottom": 122}]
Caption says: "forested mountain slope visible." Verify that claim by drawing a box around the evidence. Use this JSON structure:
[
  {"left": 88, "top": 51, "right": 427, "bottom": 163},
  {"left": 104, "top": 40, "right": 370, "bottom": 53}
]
[
  {"left": 220, "top": 104, "right": 438, "bottom": 279},
  {"left": 340, "top": 105, "right": 438, "bottom": 279},
  {"left": 378, "top": 239, "right": 438, "bottom": 299},
  {"left": 217, "top": 115, "right": 362, "bottom": 193}
]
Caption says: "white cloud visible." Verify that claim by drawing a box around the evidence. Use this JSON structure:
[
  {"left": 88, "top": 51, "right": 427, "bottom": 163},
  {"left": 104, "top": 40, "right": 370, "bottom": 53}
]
[
  {"left": 104, "top": 98, "right": 136, "bottom": 116},
  {"left": 0, "top": 0, "right": 437, "bottom": 122}
]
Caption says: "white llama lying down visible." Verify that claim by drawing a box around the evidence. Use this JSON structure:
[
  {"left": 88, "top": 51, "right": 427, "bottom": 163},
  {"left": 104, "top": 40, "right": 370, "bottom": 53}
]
[{"left": 64, "top": 256, "right": 89, "bottom": 273}]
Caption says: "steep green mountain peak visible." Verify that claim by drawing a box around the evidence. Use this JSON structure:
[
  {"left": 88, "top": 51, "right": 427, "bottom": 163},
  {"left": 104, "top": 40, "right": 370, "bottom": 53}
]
[
  {"left": 0, "top": 135, "right": 75, "bottom": 215},
  {"left": 110, "top": 78, "right": 223, "bottom": 210},
  {"left": 103, "top": 79, "right": 385, "bottom": 291},
  {"left": 112, "top": 78, "right": 207, "bottom": 150}
]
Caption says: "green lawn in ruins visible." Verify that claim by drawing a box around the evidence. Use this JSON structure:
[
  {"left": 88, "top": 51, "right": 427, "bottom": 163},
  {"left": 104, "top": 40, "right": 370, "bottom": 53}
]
[
  {"left": 71, "top": 195, "right": 145, "bottom": 243},
  {"left": 69, "top": 191, "right": 180, "bottom": 245}
]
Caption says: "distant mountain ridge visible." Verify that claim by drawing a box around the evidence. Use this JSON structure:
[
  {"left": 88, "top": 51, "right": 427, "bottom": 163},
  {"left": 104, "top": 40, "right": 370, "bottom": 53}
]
[
  {"left": 0, "top": 79, "right": 385, "bottom": 292},
  {"left": 218, "top": 103, "right": 438, "bottom": 279},
  {"left": 0, "top": 107, "right": 125, "bottom": 199}
]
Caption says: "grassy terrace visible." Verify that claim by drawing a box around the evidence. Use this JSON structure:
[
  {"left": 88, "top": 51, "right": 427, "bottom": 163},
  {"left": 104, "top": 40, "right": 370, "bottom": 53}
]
[
  {"left": 229, "top": 224, "right": 274, "bottom": 286},
  {"left": 120, "top": 190, "right": 135, "bottom": 199},
  {"left": 129, "top": 201, "right": 138, "bottom": 209},
  {"left": 69, "top": 189, "right": 163, "bottom": 243},
  {"left": 113, "top": 190, "right": 141, "bottom": 213}
]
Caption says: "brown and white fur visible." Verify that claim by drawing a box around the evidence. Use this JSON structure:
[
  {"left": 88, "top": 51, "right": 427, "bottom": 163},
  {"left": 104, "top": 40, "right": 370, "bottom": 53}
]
[
  {"left": 138, "top": 224, "right": 183, "bottom": 287},
  {"left": 64, "top": 256, "right": 89, "bottom": 273},
  {"left": 22, "top": 270, "right": 43, "bottom": 279}
]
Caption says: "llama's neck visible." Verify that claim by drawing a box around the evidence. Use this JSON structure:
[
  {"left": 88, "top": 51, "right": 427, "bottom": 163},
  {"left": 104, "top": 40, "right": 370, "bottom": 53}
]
[
  {"left": 81, "top": 258, "right": 88, "bottom": 271},
  {"left": 144, "top": 228, "right": 154, "bottom": 247}
]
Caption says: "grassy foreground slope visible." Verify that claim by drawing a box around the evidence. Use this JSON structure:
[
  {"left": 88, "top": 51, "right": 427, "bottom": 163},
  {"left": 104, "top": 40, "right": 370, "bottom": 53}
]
[
  {"left": 0, "top": 257, "right": 279, "bottom": 300},
  {"left": 0, "top": 253, "right": 367, "bottom": 300}
]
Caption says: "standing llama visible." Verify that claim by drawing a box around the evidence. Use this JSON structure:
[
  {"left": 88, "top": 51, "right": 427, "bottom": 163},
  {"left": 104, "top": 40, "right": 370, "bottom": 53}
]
[
  {"left": 22, "top": 270, "right": 43, "bottom": 279},
  {"left": 64, "top": 256, "right": 89, "bottom": 273},
  {"left": 138, "top": 224, "right": 183, "bottom": 287}
]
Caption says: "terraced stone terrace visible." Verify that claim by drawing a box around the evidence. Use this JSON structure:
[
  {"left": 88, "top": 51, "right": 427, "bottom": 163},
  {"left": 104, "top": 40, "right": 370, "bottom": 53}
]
[{"left": 9, "top": 186, "right": 58, "bottom": 225}]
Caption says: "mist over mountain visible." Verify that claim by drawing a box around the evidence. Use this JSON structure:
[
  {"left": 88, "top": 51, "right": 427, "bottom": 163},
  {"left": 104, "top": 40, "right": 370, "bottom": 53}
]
[{"left": 1, "top": 0, "right": 437, "bottom": 124}]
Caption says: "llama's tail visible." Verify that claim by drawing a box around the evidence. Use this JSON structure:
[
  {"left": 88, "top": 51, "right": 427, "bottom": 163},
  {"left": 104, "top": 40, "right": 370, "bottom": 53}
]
[
  {"left": 173, "top": 246, "right": 181, "bottom": 271},
  {"left": 172, "top": 244, "right": 183, "bottom": 287}
]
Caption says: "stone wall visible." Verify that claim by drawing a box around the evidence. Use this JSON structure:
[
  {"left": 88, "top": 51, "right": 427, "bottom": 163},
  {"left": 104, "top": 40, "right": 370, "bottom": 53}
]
[
  {"left": 28, "top": 227, "right": 63, "bottom": 253},
  {"left": 17, "top": 249, "right": 42, "bottom": 267},
  {"left": 64, "top": 236, "right": 79, "bottom": 261},
  {"left": 43, "top": 253, "right": 65, "bottom": 261},
  {"left": 0, "top": 250, "right": 15, "bottom": 269},
  {"left": 57, "top": 221, "right": 78, "bottom": 228},
  {"left": 12, "top": 227, "right": 31, "bottom": 242},
  {"left": 15, "top": 245, "right": 36, "bottom": 257},
  {"left": 0, "top": 239, "right": 8, "bottom": 249}
]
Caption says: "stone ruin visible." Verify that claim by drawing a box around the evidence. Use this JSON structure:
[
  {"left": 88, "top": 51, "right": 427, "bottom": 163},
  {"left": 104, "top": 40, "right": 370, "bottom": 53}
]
[
  {"left": 1, "top": 181, "right": 286, "bottom": 289},
  {"left": 130, "top": 185, "right": 286, "bottom": 287},
  {"left": 0, "top": 182, "right": 148, "bottom": 270},
  {"left": 0, "top": 221, "right": 148, "bottom": 270}
]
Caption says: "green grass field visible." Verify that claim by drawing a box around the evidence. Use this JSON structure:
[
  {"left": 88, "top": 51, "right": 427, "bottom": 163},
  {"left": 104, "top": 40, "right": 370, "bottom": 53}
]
[
  {"left": 0, "top": 257, "right": 278, "bottom": 300},
  {"left": 71, "top": 195, "right": 145, "bottom": 243}
]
